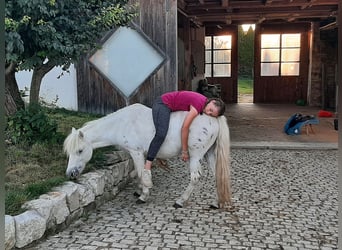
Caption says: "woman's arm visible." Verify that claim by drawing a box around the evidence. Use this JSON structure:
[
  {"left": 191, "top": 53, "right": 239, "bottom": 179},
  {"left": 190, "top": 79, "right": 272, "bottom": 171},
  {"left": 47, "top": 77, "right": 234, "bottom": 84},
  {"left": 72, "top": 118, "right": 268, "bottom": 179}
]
[{"left": 181, "top": 105, "right": 198, "bottom": 161}]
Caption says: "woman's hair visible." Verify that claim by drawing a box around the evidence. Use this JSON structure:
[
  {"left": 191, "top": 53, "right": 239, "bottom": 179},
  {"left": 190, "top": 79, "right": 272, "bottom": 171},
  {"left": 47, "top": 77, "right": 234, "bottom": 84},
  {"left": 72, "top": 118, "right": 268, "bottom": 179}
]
[{"left": 206, "top": 98, "right": 226, "bottom": 116}]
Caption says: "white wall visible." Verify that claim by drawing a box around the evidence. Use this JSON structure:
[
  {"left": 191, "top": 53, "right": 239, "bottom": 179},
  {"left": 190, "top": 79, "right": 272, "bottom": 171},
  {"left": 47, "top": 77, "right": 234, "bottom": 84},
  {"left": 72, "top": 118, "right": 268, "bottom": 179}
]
[{"left": 16, "top": 65, "right": 78, "bottom": 110}]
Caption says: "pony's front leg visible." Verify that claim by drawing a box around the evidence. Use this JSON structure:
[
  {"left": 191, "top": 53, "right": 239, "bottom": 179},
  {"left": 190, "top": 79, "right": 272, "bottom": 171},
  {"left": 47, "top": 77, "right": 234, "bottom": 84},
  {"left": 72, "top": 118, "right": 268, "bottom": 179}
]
[
  {"left": 133, "top": 182, "right": 144, "bottom": 198},
  {"left": 137, "top": 186, "right": 151, "bottom": 203},
  {"left": 129, "top": 150, "right": 146, "bottom": 198},
  {"left": 174, "top": 158, "right": 202, "bottom": 208}
]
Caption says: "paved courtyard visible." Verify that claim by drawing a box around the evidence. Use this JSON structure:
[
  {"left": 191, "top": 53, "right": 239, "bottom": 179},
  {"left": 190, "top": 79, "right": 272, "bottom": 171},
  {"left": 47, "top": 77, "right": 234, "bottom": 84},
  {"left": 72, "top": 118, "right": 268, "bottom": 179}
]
[{"left": 29, "top": 148, "right": 338, "bottom": 250}]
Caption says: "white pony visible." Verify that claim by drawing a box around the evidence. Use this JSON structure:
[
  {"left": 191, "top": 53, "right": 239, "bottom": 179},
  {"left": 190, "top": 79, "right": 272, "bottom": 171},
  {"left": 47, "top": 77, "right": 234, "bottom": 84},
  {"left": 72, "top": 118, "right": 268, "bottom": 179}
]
[{"left": 64, "top": 103, "right": 232, "bottom": 208}]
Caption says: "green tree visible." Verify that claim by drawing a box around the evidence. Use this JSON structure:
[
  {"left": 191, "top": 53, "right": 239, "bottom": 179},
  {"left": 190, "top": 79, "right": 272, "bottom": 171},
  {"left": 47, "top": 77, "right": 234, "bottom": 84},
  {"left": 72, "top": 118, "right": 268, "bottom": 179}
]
[
  {"left": 5, "top": 0, "right": 136, "bottom": 109},
  {"left": 238, "top": 26, "right": 254, "bottom": 78}
]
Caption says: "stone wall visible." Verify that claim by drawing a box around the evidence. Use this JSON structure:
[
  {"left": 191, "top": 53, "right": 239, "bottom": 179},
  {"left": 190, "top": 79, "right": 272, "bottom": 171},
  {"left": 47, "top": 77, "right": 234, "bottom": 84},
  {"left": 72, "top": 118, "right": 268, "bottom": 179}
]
[{"left": 5, "top": 150, "right": 135, "bottom": 250}]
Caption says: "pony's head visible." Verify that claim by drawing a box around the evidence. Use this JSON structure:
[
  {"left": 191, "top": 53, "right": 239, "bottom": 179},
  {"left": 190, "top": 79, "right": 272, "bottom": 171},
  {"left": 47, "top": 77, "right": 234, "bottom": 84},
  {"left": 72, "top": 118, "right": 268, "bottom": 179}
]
[{"left": 63, "top": 128, "right": 93, "bottom": 179}]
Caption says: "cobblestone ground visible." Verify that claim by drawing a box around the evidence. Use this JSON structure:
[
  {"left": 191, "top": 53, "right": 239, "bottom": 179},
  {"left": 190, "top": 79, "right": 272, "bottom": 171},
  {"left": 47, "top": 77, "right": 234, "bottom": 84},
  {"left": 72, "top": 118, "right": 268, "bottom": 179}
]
[{"left": 30, "top": 149, "right": 338, "bottom": 250}]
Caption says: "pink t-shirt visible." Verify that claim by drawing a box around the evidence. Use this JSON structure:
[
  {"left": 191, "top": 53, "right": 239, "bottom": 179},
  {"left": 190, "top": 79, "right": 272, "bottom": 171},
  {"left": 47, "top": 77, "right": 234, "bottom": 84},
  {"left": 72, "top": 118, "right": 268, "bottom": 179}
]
[{"left": 161, "top": 91, "right": 207, "bottom": 113}]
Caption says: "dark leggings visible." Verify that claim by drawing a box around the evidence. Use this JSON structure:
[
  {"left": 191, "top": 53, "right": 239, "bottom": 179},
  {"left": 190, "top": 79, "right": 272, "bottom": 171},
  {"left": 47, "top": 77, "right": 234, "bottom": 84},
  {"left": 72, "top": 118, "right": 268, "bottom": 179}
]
[{"left": 146, "top": 97, "right": 171, "bottom": 161}]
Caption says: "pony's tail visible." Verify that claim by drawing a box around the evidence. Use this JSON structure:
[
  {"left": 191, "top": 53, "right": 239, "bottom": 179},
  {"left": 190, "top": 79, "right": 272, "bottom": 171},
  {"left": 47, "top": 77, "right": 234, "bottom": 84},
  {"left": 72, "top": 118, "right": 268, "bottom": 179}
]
[{"left": 215, "top": 115, "right": 232, "bottom": 208}]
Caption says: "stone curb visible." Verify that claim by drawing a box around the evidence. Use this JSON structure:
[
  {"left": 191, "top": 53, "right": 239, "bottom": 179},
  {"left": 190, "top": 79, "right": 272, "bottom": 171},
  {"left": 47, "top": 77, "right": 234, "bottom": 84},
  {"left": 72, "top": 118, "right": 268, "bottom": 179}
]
[{"left": 5, "top": 150, "right": 135, "bottom": 250}]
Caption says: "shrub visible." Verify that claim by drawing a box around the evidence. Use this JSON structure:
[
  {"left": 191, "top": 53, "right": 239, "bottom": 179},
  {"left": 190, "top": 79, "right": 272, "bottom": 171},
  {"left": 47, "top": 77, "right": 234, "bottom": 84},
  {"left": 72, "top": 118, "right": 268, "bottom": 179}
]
[
  {"left": 5, "top": 106, "right": 115, "bottom": 215},
  {"left": 6, "top": 104, "right": 62, "bottom": 145}
]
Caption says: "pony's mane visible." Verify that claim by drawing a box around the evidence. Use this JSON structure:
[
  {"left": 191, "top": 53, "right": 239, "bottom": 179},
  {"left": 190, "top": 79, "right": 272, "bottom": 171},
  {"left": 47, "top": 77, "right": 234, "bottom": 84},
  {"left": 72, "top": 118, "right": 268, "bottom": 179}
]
[{"left": 63, "top": 130, "right": 82, "bottom": 156}]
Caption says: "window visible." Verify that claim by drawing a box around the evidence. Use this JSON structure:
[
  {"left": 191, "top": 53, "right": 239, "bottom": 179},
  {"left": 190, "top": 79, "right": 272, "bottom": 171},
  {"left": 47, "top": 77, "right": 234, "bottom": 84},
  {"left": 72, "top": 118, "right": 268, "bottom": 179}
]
[
  {"left": 260, "top": 33, "right": 300, "bottom": 76},
  {"left": 89, "top": 26, "right": 165, "bottom": 97},
  {"left": 205, "top": 35, "right": 232, "bottom": 77}
]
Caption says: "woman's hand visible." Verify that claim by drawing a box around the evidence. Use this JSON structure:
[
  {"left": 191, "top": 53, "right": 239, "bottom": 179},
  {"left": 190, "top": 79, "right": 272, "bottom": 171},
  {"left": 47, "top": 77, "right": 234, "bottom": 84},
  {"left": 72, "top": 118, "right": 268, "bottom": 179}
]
[{"left": 181, "top": 150, "right": 189, "bottom": 161}]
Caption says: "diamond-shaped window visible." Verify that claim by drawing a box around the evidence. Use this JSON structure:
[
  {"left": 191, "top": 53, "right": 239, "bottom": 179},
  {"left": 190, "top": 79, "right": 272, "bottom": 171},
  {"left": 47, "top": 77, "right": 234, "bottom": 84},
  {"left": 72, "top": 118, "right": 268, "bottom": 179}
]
[{"left": 89, "top": 24, "right": 166, "bottom": 98}]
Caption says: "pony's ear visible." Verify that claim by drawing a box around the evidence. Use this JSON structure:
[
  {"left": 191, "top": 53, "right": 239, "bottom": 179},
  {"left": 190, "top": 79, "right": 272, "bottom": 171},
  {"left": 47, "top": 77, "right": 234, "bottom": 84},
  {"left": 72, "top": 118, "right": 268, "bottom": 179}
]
[
  {"left": 79, "top": 131, "right": 84, "bottom": 139},
  {"left": 72, "top": 127, "right": 77, "bottom": 133}
]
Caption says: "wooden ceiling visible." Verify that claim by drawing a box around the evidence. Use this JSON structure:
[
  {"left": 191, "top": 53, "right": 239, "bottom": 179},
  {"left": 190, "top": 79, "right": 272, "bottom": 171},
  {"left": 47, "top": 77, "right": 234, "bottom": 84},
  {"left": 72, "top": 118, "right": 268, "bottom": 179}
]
[{"left": 178, "top": 0, "right": 339, "bottom": 28}]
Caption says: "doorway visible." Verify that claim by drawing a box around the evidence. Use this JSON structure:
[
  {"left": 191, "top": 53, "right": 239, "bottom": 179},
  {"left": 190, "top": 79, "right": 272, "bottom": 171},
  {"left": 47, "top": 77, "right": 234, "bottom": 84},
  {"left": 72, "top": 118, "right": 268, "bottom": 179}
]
[{"left": 238, "top": 24, "right": 255, "bottom": 103}]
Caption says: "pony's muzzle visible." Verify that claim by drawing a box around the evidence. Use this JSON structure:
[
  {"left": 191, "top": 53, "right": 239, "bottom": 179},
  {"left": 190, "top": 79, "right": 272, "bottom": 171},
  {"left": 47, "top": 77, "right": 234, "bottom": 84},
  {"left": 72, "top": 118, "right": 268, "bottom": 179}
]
[{"left": 67, "top": 168, "right": 80, "bottom": 179}]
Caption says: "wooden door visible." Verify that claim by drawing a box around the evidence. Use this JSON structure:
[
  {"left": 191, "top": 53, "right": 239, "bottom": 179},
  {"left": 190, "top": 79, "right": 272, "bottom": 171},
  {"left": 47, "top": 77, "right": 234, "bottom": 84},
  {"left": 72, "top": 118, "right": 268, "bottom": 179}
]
[
  {"left": 205, "top": 26, "right": 238, "bottom": 103},
  {"left": 254, "top": 23, "right": 310, "bottom": 103}
]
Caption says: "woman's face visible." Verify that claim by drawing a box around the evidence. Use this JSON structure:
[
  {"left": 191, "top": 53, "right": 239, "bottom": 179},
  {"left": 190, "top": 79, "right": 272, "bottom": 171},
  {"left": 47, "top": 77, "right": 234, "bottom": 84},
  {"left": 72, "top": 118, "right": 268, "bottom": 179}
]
[{"left": 203, "top": 100, "right": 219, "bottom": 117}]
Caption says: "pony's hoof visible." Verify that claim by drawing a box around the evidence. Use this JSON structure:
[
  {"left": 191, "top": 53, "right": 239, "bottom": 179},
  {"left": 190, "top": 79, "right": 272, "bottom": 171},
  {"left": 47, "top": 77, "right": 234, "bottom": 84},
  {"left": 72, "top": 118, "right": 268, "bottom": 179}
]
[
  {"left": 173, "top": 203, "right": 183, "bottom": 209},
  {"left": 133, "top": 192, "right": 140, "bottom": 197},
  {"left": 136, "top": 198, "right": 146, "bottom": 204}
]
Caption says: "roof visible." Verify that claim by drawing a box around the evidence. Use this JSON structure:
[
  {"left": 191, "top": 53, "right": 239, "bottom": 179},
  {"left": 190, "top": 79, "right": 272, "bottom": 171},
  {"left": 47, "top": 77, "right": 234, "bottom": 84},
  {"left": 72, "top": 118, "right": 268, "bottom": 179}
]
[{"left": 178, "top": 0, "right": 338, "bottom": 29}]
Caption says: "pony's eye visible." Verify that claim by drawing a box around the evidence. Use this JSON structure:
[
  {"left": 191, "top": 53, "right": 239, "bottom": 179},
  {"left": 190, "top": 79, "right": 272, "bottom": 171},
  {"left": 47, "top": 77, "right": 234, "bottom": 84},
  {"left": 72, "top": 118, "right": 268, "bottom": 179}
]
[{"left": 78, "top": 149, "right": 83, "bottom": 154}]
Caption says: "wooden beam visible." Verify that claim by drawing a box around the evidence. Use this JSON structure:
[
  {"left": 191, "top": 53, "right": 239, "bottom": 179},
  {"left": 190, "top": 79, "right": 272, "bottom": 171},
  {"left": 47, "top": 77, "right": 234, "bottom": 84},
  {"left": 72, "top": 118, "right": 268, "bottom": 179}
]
[
  {"left": 190, "top": 10, "right": 334, "bottom": 25},
  {"left": 257, "top": 17, "right": 266, "bottom": 23},
  {"left": 177, "top": 0, "right": 186, "bottom": 11},
  {"left": 225, "top": 16, "right": 232, "bottom": 24},
  {"left": 221, "top": 0, "right": 229, "bottom": 8},
  {"left": 185, "top": 0, "right": 338, "bottom": 9},
  {"left": 300, "top": 0, "right": 317, "bottom": 9},
  {"left": 286, "top": 13, "right": 300, "bottom": 22},
  {"left": 319, "top": 21, "right": 337, "bottom": 30},
  {"left": 188, "top": 7, "right": 336, "bottom": 17},
  {"left": 179, "top": 0, "right": 338, "bottom": 26}
]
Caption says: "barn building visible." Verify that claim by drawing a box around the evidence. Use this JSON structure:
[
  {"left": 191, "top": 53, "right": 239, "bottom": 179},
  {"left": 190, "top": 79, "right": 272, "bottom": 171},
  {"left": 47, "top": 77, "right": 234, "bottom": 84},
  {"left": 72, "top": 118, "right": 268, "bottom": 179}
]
[{"left": 75, "top": 0, "right": 339, "bottom": 115}]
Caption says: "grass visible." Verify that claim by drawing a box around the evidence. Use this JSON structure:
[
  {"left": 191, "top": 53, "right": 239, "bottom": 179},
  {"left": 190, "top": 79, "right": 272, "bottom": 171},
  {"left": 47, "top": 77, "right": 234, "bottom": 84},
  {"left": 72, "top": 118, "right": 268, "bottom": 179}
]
[
  {"left": 238, "top": 78, "right": 253, "bottom": 95},
  {"left": 5, "top": 177, "right": 67, "bottom": 215},
  {"left": 5, "top": 107, "right": 116, "bottom": 215}
]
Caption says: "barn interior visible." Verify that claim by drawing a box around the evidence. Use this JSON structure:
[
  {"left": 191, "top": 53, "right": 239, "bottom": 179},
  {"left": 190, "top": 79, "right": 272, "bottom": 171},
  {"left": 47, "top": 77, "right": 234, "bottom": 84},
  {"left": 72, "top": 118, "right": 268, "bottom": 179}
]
[{"left": 177, "top": 0, "right": 338, "bottom": 109}]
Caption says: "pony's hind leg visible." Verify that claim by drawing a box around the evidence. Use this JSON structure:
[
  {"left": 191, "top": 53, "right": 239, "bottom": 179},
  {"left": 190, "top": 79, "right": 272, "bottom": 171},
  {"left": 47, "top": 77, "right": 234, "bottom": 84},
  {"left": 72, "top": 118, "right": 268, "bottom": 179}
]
[
  {"left": 174, "top": 177, "right": 199, "bottom": 208},
  {"left": 205, "top": 146, "right": 220, "bottom": 209},
  {"left": 174, "top": 158, "right": 202, "bottom": 208}
]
